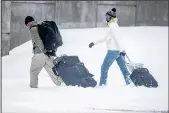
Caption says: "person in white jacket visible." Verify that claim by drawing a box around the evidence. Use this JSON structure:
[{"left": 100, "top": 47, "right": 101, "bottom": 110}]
[{"left": 89, "top": 8, "right": 131, "bottom": 86}]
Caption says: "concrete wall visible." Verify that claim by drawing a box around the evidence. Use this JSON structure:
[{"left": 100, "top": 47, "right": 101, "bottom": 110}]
[
  {"left": 1, "top": 1, "right": 168, "bottom": 56},
  {"left": 0, "top": 1, "right": 1, "bottom": 57},
  {"left": 136, "top": 1, "right": 168, "bottom": 26},
  {"left": 57, "top": 1, "right": 97, "bottom": 28},
  {"left": 0, "top": 1, "right": 1, "bottom": 112},
  {"left": 10, "top": 1, "right": 55, "bottom": 50},
  {"left": 2, "top": 1, "right": 11, "bottom": 56}
]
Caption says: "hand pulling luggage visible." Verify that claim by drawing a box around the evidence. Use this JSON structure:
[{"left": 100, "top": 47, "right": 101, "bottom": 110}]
[{"left": 52, "top": 55, "right": 97, "bottom": 88}]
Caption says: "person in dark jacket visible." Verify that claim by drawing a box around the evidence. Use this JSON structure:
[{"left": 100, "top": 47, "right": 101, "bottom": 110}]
[{"left": 25, "top": 16, "right": 62, "bottom": 88}]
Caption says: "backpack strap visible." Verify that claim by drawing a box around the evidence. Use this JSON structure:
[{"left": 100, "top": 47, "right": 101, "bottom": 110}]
[{"left": 29, "top": 25, "right": 38, "bottom": 30}]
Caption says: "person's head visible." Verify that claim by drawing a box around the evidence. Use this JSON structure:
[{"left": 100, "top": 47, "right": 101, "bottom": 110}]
[
  {"left": 25, "top": 16, "right": 34, "bottom": 27},
  {"left": 105, "top": 8, "right": 116, "bottom": 23}
]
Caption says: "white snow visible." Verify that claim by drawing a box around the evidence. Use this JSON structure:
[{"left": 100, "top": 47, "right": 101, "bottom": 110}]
[{"left": 2, "top": 27, "right": 168, "bottom": 113}]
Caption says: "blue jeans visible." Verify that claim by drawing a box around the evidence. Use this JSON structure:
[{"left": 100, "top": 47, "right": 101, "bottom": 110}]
[{"left": 99, "top": 50, "right": 131, "bottom": 86}]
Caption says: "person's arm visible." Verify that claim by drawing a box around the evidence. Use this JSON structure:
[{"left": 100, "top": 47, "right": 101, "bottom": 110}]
[
  {"left": 89, "top": 27, "right": 111, "bottom": 48},
  {"left": 30, "top": 27, "right": 46, "bottom": 53},
  {"left": 94, "top": 27, "right": 111, "bottom": 45},
  {"left": 93, "top": 37, "right": 106, "bottom": 45}
]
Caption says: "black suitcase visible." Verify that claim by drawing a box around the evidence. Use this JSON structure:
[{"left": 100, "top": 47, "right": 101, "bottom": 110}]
[
  {"left": 125, "top": 54, "right": 158, "bottom": 88},
  {"left": 130, "top": 68, "right": 158, "bottom": 88},
  {"left": 52, "top": 55, "right": 97, "bottom": 88}
]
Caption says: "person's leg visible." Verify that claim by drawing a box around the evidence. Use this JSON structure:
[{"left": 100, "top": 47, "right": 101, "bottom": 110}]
[
  {"left": 30, "top": 53, "right": 47, "bottom": 88},
  {"left": 44, "top": 56, "right": 63, "bottom": 86},
  {"left": 99, "top": 51, "right": 119, "bottom": 86},
  {"left": 116, "top": 55, "right": 131, "bottom": 85}
]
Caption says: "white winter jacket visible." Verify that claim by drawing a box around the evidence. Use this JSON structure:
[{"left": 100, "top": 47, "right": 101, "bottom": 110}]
[{"left": 94, "top": 18, "right": 125, "bottom": 52}]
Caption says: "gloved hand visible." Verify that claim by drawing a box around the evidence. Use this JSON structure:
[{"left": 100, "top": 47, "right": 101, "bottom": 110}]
[
  {"left": 45, "top": 50, "right": 56, "bottom": 57},
  {"left": 120, "top": 51, "right": 126, "bottom": 56},
  {"left": 89, "top": 42, "right": 94, "bottom": 48}
]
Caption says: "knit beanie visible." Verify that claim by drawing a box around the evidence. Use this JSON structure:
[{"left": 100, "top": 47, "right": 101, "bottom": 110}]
[
  {"left": 105, "top": 8, "right": 116, "bottom": 22},
  {"left": 25, "top": 16, "right": 34, "bottom": 25}
]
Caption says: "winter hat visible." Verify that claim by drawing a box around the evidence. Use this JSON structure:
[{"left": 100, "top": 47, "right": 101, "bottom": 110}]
[
  {"left": 106, "top": 8, "right": 116, "bottom": 22},
  {"left": 111, "top": 8, "right": 116, "bottom": 12},
  {"left": 25, "top": 16, "right": 34, "bottom": 25}
]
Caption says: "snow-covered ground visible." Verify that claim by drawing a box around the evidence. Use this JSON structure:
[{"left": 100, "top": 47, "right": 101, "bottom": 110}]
[{"left": 2, "top": 27, "right": 168, "bottom": 113}]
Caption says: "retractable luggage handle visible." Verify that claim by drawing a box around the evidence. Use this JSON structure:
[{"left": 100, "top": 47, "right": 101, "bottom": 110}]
[
  {"left": 123, "top": 54, "right": 144, "bottom": 71},
  {"left": 125, "top": 54, "right": 131, "bottom": 62},
  {"left": 121, "top": 54, "right": 131, "bottom": 65}
]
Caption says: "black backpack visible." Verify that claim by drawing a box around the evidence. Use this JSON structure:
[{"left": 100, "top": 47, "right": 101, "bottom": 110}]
[{"left": 36, "top": 21, "right": 63, "bottom": 51}]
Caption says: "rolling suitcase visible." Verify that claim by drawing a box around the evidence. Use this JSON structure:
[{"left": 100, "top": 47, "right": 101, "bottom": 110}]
[
  {"left": 125, "top": 55, "right": 158, "bottom": 88},
  {"left": 52, "top": 55, "right": 97, "bottom": 88}
]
